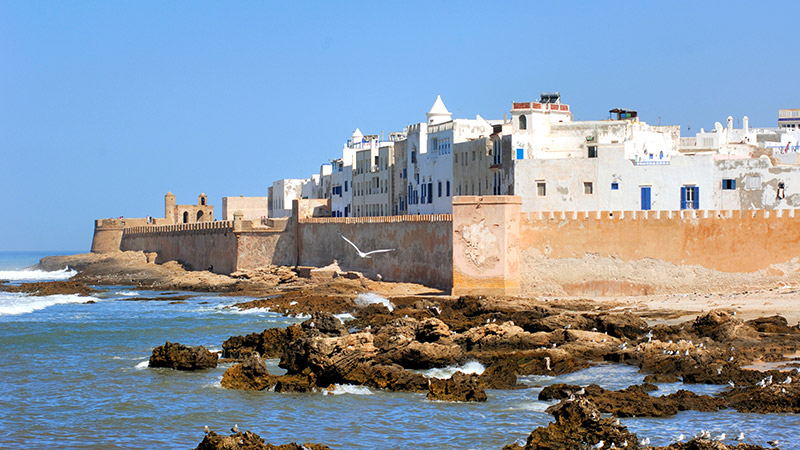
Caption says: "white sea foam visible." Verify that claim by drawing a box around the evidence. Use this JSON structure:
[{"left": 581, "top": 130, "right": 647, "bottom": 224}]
[
  {"left": 117, "top": 291, "right": 140, "bottom": 297},
  {"left": 335, "top": 313, "right": 355, "bottom": 323},
  {"left": 354, "top": 292, "right": 394, "bottom": 312},
  {"left": 423, "top": 360, "right": 486, "bottom": 379},
  {"left": 134, "top": 360, "right": 149, "bottom": 370},
  {"left": 0, "top": 266, "right": 76, "bottom": 281},
  {"left": 323, "top": 384, "right": 373, "bottom": 395},
  {"left": 0, "top": 293, "right": 97, "bottom": 316}
]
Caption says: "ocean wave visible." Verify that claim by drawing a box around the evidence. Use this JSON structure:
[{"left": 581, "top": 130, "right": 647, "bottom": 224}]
[
  {"left": 354, "top": 292, "right": 394, "bottom": 312},
  {"left": 0, "top": 266, "right": 76, "bottom": 281},
  {"left": 0, "top": 292, "right": 98, "bottom": 316},
  {"left": 134, "top": 360, "right": 149, "bottom": 370},
  {"left": 423, "top": 360, "right": 486, "bottom": 379},
  {"left": 117, "top": 291, "right": 140, "bottom": 297},
  {"left": 322, "top": 384, "right": 373, "bottom": 395},
  {"left": 335, "top": 313, "right": 355, "bottom": 323}
]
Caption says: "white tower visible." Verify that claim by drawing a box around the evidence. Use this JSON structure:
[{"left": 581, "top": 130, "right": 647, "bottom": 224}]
[{"left": 426, "top": 95, "right": 453, "bottom": 125}]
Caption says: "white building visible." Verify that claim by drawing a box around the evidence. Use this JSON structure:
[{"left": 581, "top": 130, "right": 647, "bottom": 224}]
[{"left": 268, "top": 178, "right": 304, "bottom": 218}]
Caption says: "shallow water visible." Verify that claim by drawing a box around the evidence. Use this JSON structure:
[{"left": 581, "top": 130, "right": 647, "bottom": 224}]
[{"left": 0, "top": 257, "right": 798, "bottom": 449}]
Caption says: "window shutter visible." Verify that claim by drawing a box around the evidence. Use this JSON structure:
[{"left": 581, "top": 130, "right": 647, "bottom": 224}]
[
  {"left": 680, "top": 186, "right": 687, "bottom": 210},
  {"left": 694, "top": 186, "right": 699, "bottom": 209}
]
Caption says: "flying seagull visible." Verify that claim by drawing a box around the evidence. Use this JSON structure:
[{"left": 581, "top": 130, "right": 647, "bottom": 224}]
[{"left": 341, "top": 235, "right": 395, "bottom": 258}]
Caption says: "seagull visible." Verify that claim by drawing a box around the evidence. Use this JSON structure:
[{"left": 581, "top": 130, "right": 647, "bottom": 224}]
[
  {"left": 714, "top": 433, "right": 726, "bottom": 441},
  {"left": 231, "top": 424, "right": 239, "bottom": 433},
  {"left": 767, "top": 440, "right": 780, "bottom": 448},
  {"left": 576, "top": 387, "right": 586, "bottom": 396},
  {"left": 204, "top": 425, "right": 210, "bottom": 434},
  {"left": 645, "top": 330, "right": 653, "bottom": 342},
  {"left": 673, "top": 434, "right": 685, "bottom": 443},
  {"left": 341, "top": 235, "right": 394, "bottom": 258},
  {"left": 736, "top": 432, "right": 745, "bottom": 441},
  {"left": 728, "top": 380, "right": 735, "bottom": 388},
  {"left": 639, "top": 437, "right": 650, "bottom": 446},
  {"left": 783, "top": 376, "right": 792, "bottom": 384},
  {"left": 544, "top": 356, "right": 552, "bottom": 371},
  {"left": 591, "top": 440, "right": 604, "bottom": 449}
]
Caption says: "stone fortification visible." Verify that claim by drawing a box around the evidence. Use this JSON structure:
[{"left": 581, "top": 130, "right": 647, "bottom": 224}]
[
  {"left": 94, "top": 195, "right": 800, "bottom": 295},
  {"left": 298, "top": 214, "right": 453, "bottom": 288}
]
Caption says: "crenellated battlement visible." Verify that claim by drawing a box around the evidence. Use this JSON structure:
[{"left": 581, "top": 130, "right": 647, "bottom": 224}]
[
  {"left": 123, "top": 221, "right": 234, "bottom": 235},
  {"left": 523, "top": 208, "right": 800, "bottom": 222},
  {"left": 299, "top": 214, "right": 452, "bottom": 224}
]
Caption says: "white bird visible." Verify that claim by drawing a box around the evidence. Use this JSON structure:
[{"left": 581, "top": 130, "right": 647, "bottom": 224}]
[
  {"left": 231, "top": 424, "right": 239, "bottom": 433},
  {"left": 714, "top": 433, "right": 726, "bottom": 441},
  {"left": 639, "top": 437, "right": 650, "bottom": 446},
  {"left": 728, "top": 380, "right": 735, "bottom": 388},
  {"left": 340, "top": 235, "right": 395, "bottom": 258},
  {"left": 736, "top": 432, "right": 745, "bottom": 441},
  {"left": 565, "top": 324, "right": 571, "bottom": 329},
  {"left": 673, "top": 434, "right": 685, "bottom": 443},
  {"left": 645, "top": 330, "right": 653, "bottom": 342},
  {"left": 783, "top": 376, "right": 792, "bottom": 384},
  {"left": 204, "top": 425, "right": 210, "bottom": 434},
  {"left": 591, "top": 440, "right": 604, "bottom": 449},
  {"left": 576, "top": 387, "right": 586, "bottom": 396},
  {"left": 767, "top": 440, "right": 779, "bottom": 448},
  {"left": 620, "top": 440, "right": 628, "bottom": 448},
  {"left": 544, "top": 356, "right": 552, "bottom": 371}
]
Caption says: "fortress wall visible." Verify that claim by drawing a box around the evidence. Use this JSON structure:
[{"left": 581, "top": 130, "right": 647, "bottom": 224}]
[
  {"left": 120, "top": 222, "right": 237, "bottom": 274},
  {"left": 236, "top": 230, "right": 296, "bottom": 270},
  {"left": 519, "top": 209, "right": 800, "bottom": 274},
  {"left": 297, "top": 215, "right": 453, "bottom": 288},
  {"left": 91, "top": 219, "right": 125, "bottom": 253}
]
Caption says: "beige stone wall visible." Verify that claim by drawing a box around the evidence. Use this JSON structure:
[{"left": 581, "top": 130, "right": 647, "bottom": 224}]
[
  {"left": 222, "top": 197, "right": 268, "bottom": 221},
  {"left": 520, "top": 209, "right": 800, "bottom": 274},
  {"left": 451, "top": 196, "right": 521, "bottom": 296},
  {"left": 91, "top": 219, "right": 125, "bottom": 253},
  {"left": 297, "top": 215, "right": 453, "bottom": 288},
  {"left": 121, "top": 222, "right": 237, "bottom": 273}
]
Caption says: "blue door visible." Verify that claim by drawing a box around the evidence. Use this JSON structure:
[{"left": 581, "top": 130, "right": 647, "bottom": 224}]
[{"left": 641, "top": 186, "right": 651, "bottom": 210}]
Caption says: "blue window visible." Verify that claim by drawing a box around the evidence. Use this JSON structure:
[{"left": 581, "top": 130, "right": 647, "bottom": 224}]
[
  {"left": 516, "top": 148, "right": 524, "bottom": 160},
  {"left": 344, "top": 181, "right": 348, "bottom": 192},
  {"left": 722, "top": 179, "right": 736, "bottom": 190},
  {"left": 680, "top": 186, "right": 699, "bottom": 210},
  {"left": 611, "top": 182, "right": 619, "bottom": 190},
  {"left": 641, "top": 186, "right": 651, "bottom": 210}
]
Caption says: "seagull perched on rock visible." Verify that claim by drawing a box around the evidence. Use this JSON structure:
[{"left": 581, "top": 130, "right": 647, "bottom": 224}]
[
  {"left": 767, "top": 440, "right": 780, "bottom": 448},
  {"left": 341, "top": 235, "right": 395, "bottom": 258},
  {"left": 736, "top": 432, "right": 745, "bottom": 441},
  {"left": 231, "top": 424, "right": 239, "bottom": 433},
  {"left": 204, "top": 425, "right": 210, "bottom": 434},
  {"left": 591, "top": 440, "right": 604, "bottom": 449}
]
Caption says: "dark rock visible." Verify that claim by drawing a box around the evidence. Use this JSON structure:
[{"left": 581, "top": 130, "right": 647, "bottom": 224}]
[
  {"left": 223, "top": 325, "right": 303, "bottom": 360},
  {"left": 538, "top": 383, "right": 725, "bottom": 418},
  {"left": 723, "top": 377, "right": 800, "bottom": 413},
  {"left": 195, "top": 430, "right": 333, "bottom": 450},
  {"left": 149, "top": 341, "right": 218, "bottom": 370},
  {"left": 0, "top": 280, "right": 99, "bottom": 296},
  {"left": 594, "top": 312, "right": 648, "bottom": 340},
  {"left": 507, "top": 398, "right": 640, "bottom": 450},
  {"left": 301, "top": 312, "right": 348, "bottom": 336},
  {"left": 692, "top": 310, "right": 758, "bottom": 342},
  {"left": 383, "top": 340, "right": 465, "bottom": 369},
  {"left": 341, "top": 363, "right": 428, "bottom": 392},
  {"left": 643, "top": 373, "right": 680, "bottom": 383},
  {"left": 221, "top": 354, "right": 273, "bottom": 390},
  {"left": 427, "top": 371, "right": 487, "bottom": 402},
  {"left": 478, "top": 358, "right": 520, "bottom": 389},
  {"left": 747, "top": 315, "right": 800, "bottom": 334}
]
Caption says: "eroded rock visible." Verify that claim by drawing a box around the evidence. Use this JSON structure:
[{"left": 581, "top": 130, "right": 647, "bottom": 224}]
[{"left": 149, "top": 341, "right": 218, "bottom": 370}]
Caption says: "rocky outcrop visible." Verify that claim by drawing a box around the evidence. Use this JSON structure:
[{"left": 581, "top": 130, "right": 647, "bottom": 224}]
[
  {"left": 427, "top": 371, "right": 487, "bottom": 402},
  {"left": 221, "top": 354, "right": 274, "bottom": 390},
  {"left": 691, "top": 310, "right": 758, "bottom": 342},
  {"left": 723, "top": 376, "right": 800, "bottom": 413},
  {"left": 149, "top": 341, "right": 218, "bottom": 370},
  {"left": 195, "top": 430, "right": 332, "bottom": 450},
  {"left": 503, "top": 398, "right": 640, "bottom": 450},
  {"left": 0, "top": 280, "right": 99, "bottom": 296},
  {"left": 594, "top": 312, "right": 648, "bottom": 340},
  {"left": 538, "top": 383, "right": 725, "bottom": 417},
  {"left": 458, "top": 321, "right": 550, "bottom": 352},
  {"left": 222, "top": 326, "right": 301, "bottom": 360}
]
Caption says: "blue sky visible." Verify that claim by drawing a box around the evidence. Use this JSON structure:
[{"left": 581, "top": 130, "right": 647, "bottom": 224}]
[{"left": 2, "top": 1, "right": 798, "bottom": 252}]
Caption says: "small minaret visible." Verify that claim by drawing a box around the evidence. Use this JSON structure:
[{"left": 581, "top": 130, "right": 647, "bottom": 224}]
[
  {"left": 165, "top": 191, "right": 176, "bottom": 224},
  {"left": 427, "top": 95, "right": 453, "bottom": 125},
  {"left": 199, "top": 193, "right": 207, "bottom": 206}
]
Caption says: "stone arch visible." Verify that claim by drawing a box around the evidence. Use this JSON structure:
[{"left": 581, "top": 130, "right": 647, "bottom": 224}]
[
  {"left": 183, "top": 211, "right": 189, "bottom": 223},
  {"left": 197, "top": 210, "right": 204, "bottom": 222},
  {"left": 519, "top": 115, "right": 527, "bottom": 130}
]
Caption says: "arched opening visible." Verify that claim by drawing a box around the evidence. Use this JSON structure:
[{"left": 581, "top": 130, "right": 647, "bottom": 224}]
[
  {"left": 197, "top": 210, "right": 204, "bottom": 222},
  {"left": 519, "top": 115, "right": 527, "bottom": 130},
  {"left": 182, "top": 212, "right": 189, "bottom": 223}
]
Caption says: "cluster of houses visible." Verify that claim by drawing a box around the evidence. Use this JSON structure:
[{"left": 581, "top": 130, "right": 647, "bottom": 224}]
[{"left": 261, "top": 94, "right": 800, "bottom": 220}]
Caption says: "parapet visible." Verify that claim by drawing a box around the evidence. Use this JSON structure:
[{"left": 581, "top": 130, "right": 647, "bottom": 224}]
[
  {"left": 522, "top": 209, "right": 800, "bottom": 223},
  {"left": 299, "top": 214, "right": 453, "bottom": 224}
]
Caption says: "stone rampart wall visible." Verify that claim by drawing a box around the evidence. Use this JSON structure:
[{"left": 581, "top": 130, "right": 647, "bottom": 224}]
[
  {"left": 519, "top": 208, "right": 800, "bottom": 274},
  {"left": 298, "top": 215, "right": 453, "bottom": 288},
  {"left": 120, "top": 222, "right": 237, "bottom": 273}
]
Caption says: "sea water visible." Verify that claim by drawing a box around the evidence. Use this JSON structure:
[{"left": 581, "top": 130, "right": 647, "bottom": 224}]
[{"left": 0, "top": 253, "right": 798, "bottom": 449}]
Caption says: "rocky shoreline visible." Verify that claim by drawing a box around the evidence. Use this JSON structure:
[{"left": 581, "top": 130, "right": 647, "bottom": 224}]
[{"left": 24, "top": 252, "right": 800, "bottom": 449}]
